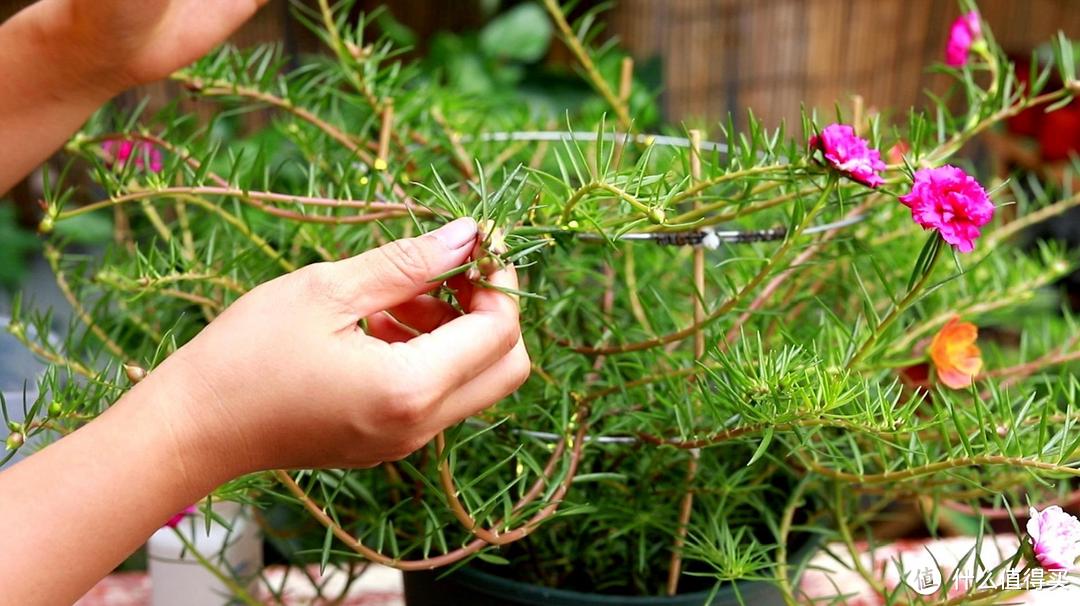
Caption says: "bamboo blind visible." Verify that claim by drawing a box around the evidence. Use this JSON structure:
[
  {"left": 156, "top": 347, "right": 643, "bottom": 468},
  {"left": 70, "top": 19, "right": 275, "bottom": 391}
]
[{"left": 611, "top": 0, "right": 1080, "bottom": 129}]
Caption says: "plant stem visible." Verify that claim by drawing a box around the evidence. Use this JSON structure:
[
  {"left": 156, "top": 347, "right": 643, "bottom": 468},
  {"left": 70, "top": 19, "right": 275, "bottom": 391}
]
[
  {"left": 172, "top": 528, "right": 263, "bottom": 606},
  {"left": 43, "top": 244, "right": 129, "bottom": 361},
  {"left": 56, "top": 186, "right": 414, "bottom": 220},
  {"left": 6, "top": 322, "right": 98, "bottom": 380},
  {"left": 775, "top": 477, "right": 811, "bottom": 606},
  {"left": 316, "top": 0, "right": 382, "bottom": 112},
  {"left": 666, "top": 130, "right": 705, "bottom": 596},
  {"left": 984, "top": 190, "right": 1080, "bottom": 248},
  {"left": 272, "top": 407, "right": 587, "bottom": 570},
  {"left": 889, "top": 271, "right": 1065, "bottom": 354},
  {"left": 666, "top": 164, "right": 797, "bottom": 213},
  {"left": 832, "top": 484, "right": 888, "bottom": 597},
  {"left": 542, "top": 0, "right": 631, "bottom": 130},
  {"left": 560, "top": 181, "right": 659, "bottom": 225},
  {"left": 808, "top": 454, "right": 1080, "bottom": 485},
  {"left": 176, "top": 195, "right": 297, "bottom": 273},
  {"left": 925, "top": 89, "right": 1067, "bottom": 165},
  {"left": 846, "top": 238, "right": 943, "bottom": 369}
]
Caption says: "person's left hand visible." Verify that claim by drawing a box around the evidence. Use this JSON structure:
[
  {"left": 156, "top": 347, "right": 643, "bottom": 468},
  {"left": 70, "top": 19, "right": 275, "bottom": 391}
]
[{"left": 34, "top": 0, "right": 269, "bottom": 93}]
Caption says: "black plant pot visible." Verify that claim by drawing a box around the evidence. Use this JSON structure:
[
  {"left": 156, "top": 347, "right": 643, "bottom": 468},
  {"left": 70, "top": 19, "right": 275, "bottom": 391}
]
[{"left": 403, "top": 540, "right": 818, "bottom": 606}]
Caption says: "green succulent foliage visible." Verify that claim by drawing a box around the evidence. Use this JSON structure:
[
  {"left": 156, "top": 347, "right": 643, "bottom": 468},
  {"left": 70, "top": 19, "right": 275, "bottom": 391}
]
[{"left": 7, "top": 0, "right": 1080, "bottom": 602}]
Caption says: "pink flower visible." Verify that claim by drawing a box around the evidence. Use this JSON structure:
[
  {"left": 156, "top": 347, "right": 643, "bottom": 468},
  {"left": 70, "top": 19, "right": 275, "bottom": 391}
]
[
  {"left": 898, "top": 166, "right": 993, "bottom": 253},
  {"left": 946, "top": 11, "right": 982, "bottom": 68},
  {"left": 102, "top": 139, "right": 164, "bottom": 173},
  {"left": 1027, "top": 506, "right": 1080, "bottom": 570},
  {"left": 164, "top": 505, "right": 197, "bottom": 529},
  {"left": 809, "top": 124, "right": 886, "bottom": 188}
]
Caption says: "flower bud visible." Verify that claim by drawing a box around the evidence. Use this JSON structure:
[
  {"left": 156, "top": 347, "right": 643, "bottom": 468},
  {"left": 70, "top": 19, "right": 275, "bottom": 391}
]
[
  {"left": 38, "top": 216, "right": 54, "bottom": 234},
  {"left": 5, "top": 433, "right": 24, "bottom": 451},
  {"left": 124, "top": 364, "right": 148, "bottom": 384},
  {"left": 647, "top": 208, "right": 666, "bottom": 225},
  {"left": 476, "top": 255, "right": 502, "bottom": 276},
  {"left": 6, "top": 421, "right": 21, "bottom": 433},
  {"left": 48, "top": 401, "right": 63, "bottom": 417}
]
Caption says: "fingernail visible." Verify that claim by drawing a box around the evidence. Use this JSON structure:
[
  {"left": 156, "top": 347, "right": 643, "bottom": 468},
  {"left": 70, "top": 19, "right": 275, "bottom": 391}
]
[{"left": 431, "top": 217, "right": 478, "bottom": 249}]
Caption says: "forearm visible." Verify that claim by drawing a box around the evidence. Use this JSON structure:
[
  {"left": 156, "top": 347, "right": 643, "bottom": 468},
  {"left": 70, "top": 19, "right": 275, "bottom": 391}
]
[
  {"left": 0, "top": 364, "right": 237, "bottom": 605},
  {"left": 0, "top": 2, "right": 119, "bottom": 195}
]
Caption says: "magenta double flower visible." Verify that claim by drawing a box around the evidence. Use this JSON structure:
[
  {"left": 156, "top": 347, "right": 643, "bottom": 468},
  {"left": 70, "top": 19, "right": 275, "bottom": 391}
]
[
  {"left": 809, "top": 124, "right": 886, "bottom": 188},
  {"left": 898, "top": 165, "right": 993, "bottom": 253},
  {"left": 808, "top": 122, "right": 993, "bottom": 252},
  {"left": 946, "top": 12, "right": 982, "bottom": 68}
]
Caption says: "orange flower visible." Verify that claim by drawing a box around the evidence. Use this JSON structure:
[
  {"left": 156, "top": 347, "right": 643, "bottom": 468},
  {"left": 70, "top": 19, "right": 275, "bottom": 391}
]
[{"left": 928, "top": 316, "right": 983, "bottom": 389}]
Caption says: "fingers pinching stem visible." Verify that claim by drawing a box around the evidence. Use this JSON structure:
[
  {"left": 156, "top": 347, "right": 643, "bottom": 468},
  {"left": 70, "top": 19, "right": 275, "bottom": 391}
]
[{"left": 327, "top": 217, "right": 479, "bottom": 317}]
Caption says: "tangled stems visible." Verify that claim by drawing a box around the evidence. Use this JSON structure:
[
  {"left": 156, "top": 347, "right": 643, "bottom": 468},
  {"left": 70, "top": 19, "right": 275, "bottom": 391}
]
[
  {"left": 567, "top": 178, "right": 837, "bottom": 355},
  {"left": 655, "top": 186, "right": 800, "bottom": 232},
  {"left": 434, "top": 412, "right": 585, "bottom": 545},
  {"left": 845, "top": 237, "right": 944, "bottom": 369},
  {"left": 274, "top": 407, "right": 588, "bottom": 570}
]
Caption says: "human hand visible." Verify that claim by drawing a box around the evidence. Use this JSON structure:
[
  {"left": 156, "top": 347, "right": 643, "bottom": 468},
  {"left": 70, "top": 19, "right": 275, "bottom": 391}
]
[
  {"left": 149, "top": 218, "right": 529, "bottom": 475},
  {"left": 33, "top": 0, "right": 268, "bottom": 93}
]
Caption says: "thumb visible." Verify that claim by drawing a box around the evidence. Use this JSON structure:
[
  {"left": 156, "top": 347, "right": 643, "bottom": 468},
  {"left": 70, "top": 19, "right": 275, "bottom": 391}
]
[{"left": 324, "top": 218, "right": 478, "bottom": 317}]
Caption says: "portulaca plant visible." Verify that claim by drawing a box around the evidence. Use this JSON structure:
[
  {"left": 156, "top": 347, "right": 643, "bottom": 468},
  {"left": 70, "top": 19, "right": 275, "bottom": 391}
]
[{"left": 7, "top": 1, "right": 1080, "bottom": 602}]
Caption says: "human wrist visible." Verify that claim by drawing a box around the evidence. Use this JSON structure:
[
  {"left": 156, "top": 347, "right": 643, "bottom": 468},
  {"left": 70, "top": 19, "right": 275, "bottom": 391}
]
[{"left": 128, "top": 354, "right": 254, "bottom": 494}]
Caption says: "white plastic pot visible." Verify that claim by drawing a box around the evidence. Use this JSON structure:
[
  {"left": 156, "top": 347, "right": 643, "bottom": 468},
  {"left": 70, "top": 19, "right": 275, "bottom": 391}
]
[{"left": 147, "top": 501, "right": 263, "bottom": 606}]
